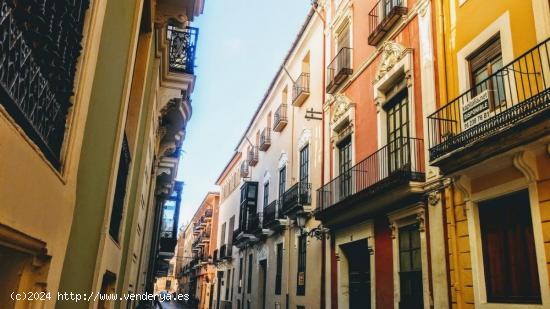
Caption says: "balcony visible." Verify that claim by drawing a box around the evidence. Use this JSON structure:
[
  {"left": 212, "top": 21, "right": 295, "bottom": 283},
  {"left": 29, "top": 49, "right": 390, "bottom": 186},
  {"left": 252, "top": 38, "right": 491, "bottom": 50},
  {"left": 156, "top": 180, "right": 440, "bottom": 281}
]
[
  {"left": 201, "top": 231, "right": 210, "bottom": 242},
  {"left": 273, "top": 104, "right": 288, "bottom": 132},
  {"left": 368, "top": 0, "right": 407, "bottom": 46},
  {"left": 292, "top": 73, "right": 310, "bottom": 107},
  {"left": 248, "top": 146, "right": 259, "bottom": 166},
  {"left": 263, "top": 200, "right": 287, "bottom": 229},
  {"left": 316, "top": 138, "right": 425, "bottom": 224},
  {"left": 326, "top": 47, "right": 353, "bottom": 94},
  {"left": 204, "top": 208, "right": 213, "bottom": 220},
  {"left": 281, "top": 182, "right": 312, "bottom": 217},
  {"left": 259, "top": 128, "right": 272, "bottom": 151},
  {"left": 0, "top": 1, "right": 89, "bottom": 169},
  {"left": 167, "top": 26, "right": 198, "bottom": 74},
  {"left": 427, "top": 39, "right": 550, "bottom": 173},
  {"left": 240, "top": 161, "right": 249, "bottom": 178}
]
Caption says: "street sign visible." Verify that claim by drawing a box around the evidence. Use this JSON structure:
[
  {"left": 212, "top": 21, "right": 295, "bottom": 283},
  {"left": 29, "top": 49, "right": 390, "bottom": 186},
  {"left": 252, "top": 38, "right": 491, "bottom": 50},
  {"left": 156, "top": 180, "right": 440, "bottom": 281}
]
[{"left": 462, "top": 90, "right": 490, "bottom": 130}]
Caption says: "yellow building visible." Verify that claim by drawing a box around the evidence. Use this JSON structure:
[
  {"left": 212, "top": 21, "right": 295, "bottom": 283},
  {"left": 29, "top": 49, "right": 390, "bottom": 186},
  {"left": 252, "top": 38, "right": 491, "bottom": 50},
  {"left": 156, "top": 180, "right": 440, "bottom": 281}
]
[
  {"left": 0, "top": 0, "right": 203, "bottom": 308},
  {"left": 429, "top": 0, "right": 550, "bottom": 308}
]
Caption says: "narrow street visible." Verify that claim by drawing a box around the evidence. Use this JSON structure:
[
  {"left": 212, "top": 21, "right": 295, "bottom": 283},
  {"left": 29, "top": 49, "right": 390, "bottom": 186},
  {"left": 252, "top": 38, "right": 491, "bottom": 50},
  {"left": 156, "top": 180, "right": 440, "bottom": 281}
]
[{"left": 1, "top": 0, "right": 549, "bottom": 309}]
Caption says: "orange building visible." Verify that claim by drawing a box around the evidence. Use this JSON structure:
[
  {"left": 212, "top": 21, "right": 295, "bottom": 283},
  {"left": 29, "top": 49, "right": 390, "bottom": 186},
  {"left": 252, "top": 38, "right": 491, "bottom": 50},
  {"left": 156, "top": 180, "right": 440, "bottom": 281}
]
[{"left": 316, "top": 0, "right": 441, "bottom": 308}]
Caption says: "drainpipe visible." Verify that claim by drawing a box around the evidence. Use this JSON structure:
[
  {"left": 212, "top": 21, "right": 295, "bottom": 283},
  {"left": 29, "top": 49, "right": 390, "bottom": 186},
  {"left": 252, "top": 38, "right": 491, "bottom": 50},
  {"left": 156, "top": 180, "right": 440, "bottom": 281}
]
[{"left": 308, "top": 3, "right": 328, "bottom": 308}]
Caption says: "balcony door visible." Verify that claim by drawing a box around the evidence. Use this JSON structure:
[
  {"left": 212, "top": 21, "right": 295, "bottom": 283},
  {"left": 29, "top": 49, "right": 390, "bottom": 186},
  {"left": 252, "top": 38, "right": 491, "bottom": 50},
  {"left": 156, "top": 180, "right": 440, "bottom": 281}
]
[
  {"left": 386, "top": 89, "right": 410, "bottom": 174},
  {"left": 468, "top": 34, "right": 505, "bottom": 110},
  {"left": 338, "top": 136, "right": 352, "bottom": 199}
]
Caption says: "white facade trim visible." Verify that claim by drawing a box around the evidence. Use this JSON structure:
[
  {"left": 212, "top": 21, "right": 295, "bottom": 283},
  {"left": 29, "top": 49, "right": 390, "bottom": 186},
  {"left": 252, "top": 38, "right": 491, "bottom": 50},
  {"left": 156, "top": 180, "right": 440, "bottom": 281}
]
[{"left": 388, "top": 204, "right": 431, "bottom": 309}]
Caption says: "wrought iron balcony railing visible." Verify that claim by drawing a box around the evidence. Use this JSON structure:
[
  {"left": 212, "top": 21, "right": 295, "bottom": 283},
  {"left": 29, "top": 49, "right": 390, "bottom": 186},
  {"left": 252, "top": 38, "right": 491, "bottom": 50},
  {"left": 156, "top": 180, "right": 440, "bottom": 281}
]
[
  {"left": 292, "top": 73, "right": 310, "bottom": 106},
  {"left": 327, "top": 47, "right": 353, "bottom": 94},
  {"left": 427, "top": 38, "right": 550, "bottom": 162},
  {"left": 167, "top": 26, "right": 198, "bottom": 74},
  {"left": 248, "top": 146, "right": 259, "bottom": 166},
  {"left": 263, "top": 200, "right": 284, "bottom": 228},
  {"left": 205, "top": 208, "right": 213, "bottom": 218},
  {"left": 368, "top": 0, "right": 407, "bottom": 46},
  {"left": 259, "top": 128, "right": 272, "bottom": 151},
  {"left": 273, "top": 104, "right": 288, "bottom": 132},
  {"left": 281, "top": 182, "right": 312, "bottom": 215},
  {"left": 0, "top": 0, "right": 90, "bottom": 169},
  {"left": 247, "top": 211, "right": 263, "bottom": 234},
  {"left": 318, "top": 137, "right": 425, "bottom": 212}
]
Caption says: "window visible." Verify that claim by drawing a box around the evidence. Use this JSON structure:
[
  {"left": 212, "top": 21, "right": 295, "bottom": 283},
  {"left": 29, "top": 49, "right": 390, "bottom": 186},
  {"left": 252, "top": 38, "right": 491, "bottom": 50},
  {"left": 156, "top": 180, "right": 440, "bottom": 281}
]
[
  {"left": 299, "top": 146, "right": 309, "bottom": 184},
  {"left": 399, "top": 224, "right": 423, "bottom": 308},
  {"left": 264, "top": 182, "right": 270, "bottom": 208},
  {"left": 238, "top": 257, "right": 243, "bottom": 293},
  {"left": 247, "top": 254, "right": 253, "bottom": 293},
  {"left": 297, "top": 235, "right": 307, "bottom": 295},
  {"left": 165, "top": 280, "right": 171, "bottom": 290},
  {"left": 0, "top": 0, "right": 89, "bottom": 168},
  {"left": 276, "top": 243, "right": 283, "bottom": 295},
  {"left": 228, "top": 216, "right": 235, "bottom": 249},
  {"left": 385, "top": 89, "right": 409, "bottom": 173},
  {"left": 338, "top": 136, "right": 352, "bottom": 198},
  {"left": 225, "top": 269, "right": 231, "bottom": 300},
  {"left": 220, "top": 222, "right": 226, "bottom": 246},
  {"left": 337, "top": 22, "right": 351, "bottom": 51},
  {"left": 109, "top": 136, "right": 132, "bottom": 242},
  {"left": 467, "top": 34, "right": 505, "bottom": 109},
  {"left": 231, "top": 268, "right": 235, "bottom": 300},
  {"left": 279, "top": 167, "right": 287, "bottom": 198},
  {"left": 478, "top": 190, "right": 541, "bottom": 304}
]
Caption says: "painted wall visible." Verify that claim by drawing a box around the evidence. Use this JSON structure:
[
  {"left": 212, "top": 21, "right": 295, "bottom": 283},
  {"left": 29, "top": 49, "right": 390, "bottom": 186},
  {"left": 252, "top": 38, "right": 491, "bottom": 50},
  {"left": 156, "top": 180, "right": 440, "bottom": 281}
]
[
  {"left": 0, "top": 0, "right": 107, "bottom": 307},
  {"left": 57, "top": 0, "right": 142, "bottom": 306}
]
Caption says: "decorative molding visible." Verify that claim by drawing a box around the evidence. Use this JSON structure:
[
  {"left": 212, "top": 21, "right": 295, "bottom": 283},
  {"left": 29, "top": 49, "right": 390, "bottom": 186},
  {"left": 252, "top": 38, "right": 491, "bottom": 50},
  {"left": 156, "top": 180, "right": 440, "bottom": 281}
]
[
  {"left": 374, "top": 41, "right": 410, "bottom": 82},
  {"left": 453, "top": 175, "right": 471, "bottom": 201},
  {"left": 263, "top": 170, "right": 271, "bottom": 184},
  {"left": 389, "top": 223, "right": 398, "bottom": 239},
  {"left": 513, "top": 151, "right": 539, "bottom": 183},
  {"left": 297, "top": 129, "right": 311, "bottom": 150},
  {"left": 331, "top": 94, "right": 352, "bottom": 125},
  {"left": 278, "top": 152, "right": 288, "bottom": 169},
  {"left": 428, "top": 191, "right": 441, "bottom": 206}
]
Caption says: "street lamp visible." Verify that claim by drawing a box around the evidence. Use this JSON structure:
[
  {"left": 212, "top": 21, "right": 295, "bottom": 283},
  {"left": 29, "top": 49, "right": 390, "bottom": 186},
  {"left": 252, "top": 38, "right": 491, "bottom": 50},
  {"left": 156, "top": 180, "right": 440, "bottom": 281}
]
[{"left": 295, "top": 213, "right": 329, "bottom": 240}]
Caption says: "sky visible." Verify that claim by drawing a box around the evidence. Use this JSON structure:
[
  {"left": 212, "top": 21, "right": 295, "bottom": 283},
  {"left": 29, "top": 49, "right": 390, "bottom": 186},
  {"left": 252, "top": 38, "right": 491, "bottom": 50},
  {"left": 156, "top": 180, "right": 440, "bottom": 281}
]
[{"left": 176, "top": 0, "right": 312, "bottom": 227}]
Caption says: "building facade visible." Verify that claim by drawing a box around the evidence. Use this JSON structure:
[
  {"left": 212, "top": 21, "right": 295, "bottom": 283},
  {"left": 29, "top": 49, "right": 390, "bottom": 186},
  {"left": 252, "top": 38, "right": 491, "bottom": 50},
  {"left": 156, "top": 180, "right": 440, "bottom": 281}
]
[
  {"left": 176, "top": 192, "right": 220, "bottom": 309},
  {"left": 429, "top": 0, "right": 550, "bottom": 308},
  {"left": 316, "top": 0, "right": 440, "bottom": 308},
  {"left": 0, "top": 0, "right": 203, "bottom": 308},
  {"left": 211, "top": 9, "right": 327, "bottom": 309}
]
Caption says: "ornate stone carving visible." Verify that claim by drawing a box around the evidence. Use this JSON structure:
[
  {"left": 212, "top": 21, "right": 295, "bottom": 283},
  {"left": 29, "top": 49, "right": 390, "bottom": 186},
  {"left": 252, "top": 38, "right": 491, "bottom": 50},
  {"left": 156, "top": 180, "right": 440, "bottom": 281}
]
[
  {"left": 416, "top": 209, "right": 426, "bottom": 232},
  {"left": 278, "top": 151, "right": 288, "bottom": 169},
  {"left": 375, "top": 41, "right": 408, "bottom": 82},
  {"left": 428, "top": 191, "right": 441, "bottom": 206},
  {"left": 389, "top": 223, "right": 397, "bottom": 239},
  {"left": 297, "top": 129, "right": 311, "bottom": 150},
  {"left": 331, "top": 94, "right": 352, "bottom": 125}
]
